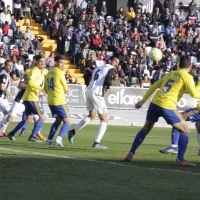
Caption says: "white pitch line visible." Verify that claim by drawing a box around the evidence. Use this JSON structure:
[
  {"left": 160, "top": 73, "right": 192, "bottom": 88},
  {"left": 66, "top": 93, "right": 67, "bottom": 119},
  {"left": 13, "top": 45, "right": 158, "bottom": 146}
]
[{"left": 0, "top": 147, "right": 200, "bottom": 175}]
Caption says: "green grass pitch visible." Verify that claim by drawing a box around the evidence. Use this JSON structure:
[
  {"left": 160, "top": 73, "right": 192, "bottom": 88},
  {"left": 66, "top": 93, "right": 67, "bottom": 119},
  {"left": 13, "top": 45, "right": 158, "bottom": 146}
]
[{"left": 0, "top": 122, "right": 200, "bottom": 200}]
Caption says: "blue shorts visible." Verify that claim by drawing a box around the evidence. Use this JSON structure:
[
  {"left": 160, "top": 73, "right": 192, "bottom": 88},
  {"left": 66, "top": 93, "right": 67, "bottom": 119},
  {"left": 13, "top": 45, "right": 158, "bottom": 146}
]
[
  {"left": 184, "top": 108, "right": 200, "bottom": 122},
  {"left": 146, "top": 103, "right": 183, "bottom": 125},
  {"left": 24, "top": 101, "right": 44, "bottom": 118},
  {"left": 49, "top": 105, "right": 70, "bottom": 120}
]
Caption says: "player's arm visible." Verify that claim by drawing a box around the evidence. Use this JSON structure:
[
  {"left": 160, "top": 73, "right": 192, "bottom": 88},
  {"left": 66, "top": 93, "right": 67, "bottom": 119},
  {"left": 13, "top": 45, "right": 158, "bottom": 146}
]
[
  {"left": 18, "top": 72, "right": 29, "bottom": 89},
  {"left": 28, "top": 72, "right": 43, "bottom": 90},
  {"left": 185, "top": 77, "right": 200, "bottom": 98},
  {"left": 0, "top": 74, "right": 12, "bottom": 99},
  {"left": 60, "top": 75, "right": 68, "bottom": 93},
  {"left": 103, "top": 68, "right": 116, "bottom": 89}
]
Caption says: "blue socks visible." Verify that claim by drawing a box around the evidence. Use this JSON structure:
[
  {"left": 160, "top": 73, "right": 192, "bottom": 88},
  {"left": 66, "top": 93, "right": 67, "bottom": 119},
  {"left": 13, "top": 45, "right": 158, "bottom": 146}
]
[
  {"left": 171, "top": 128, "right": 180, "bottom": 146},
  {"left": 58, "top": 123, "right": 71, "bottom": 138},
  {"left": 12, "top": 120, "right": 27, "bottom": 135},
  {"left": 129, "top": 128, "right": 148, "bottom": 154},
  {"left": 32, "top": 118, "right": 44, "bottom": 137},
  {"left": 177, "top": 133, "right": 189, "bottom": 161},
  {"left": 48, "top": 121, "right": 61, "bottom": 140}
]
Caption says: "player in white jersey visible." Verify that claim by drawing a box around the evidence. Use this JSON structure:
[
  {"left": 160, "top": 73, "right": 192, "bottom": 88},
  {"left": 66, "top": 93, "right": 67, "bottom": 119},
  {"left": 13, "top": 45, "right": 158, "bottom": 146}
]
[
  {"left": 0, "top": 60, "right": 13, "bottom": 137},
  {"left": 68, "top": 56, "right": 119, "bottom": 148}
]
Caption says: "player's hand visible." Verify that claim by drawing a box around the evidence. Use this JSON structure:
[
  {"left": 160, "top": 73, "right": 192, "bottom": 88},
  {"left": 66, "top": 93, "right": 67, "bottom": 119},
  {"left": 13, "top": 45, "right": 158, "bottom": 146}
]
[
  {"left": 7, "top": 93, "right": 13, "bottom": 100},
  {"left": 104, "top": 88, "right": 109, "bottom": 94},
  {"left": 135, "top": 100, "right": 144, "bottom": 109}
]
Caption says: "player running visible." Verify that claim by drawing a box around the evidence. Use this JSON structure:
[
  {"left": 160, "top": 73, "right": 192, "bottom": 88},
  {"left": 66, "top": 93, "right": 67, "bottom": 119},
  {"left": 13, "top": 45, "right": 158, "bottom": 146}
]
[
  {"left": 67, "top": 56, "right": 119, "bottom": 149},
  {"left": 0, "top": 60, "right": 13, "bottom": 137},
  {"left": 44, "top": 54, "right": 71, "bottom": 147},
  {"left": 125, "top": 55, "right": 200, "bottom": 166}
]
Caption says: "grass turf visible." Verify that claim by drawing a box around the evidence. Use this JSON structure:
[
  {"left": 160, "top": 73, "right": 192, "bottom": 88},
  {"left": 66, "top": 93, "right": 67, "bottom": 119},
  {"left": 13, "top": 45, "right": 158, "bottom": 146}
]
[{"left": 0, "top": 123, "right": 200, "bottom": 200}]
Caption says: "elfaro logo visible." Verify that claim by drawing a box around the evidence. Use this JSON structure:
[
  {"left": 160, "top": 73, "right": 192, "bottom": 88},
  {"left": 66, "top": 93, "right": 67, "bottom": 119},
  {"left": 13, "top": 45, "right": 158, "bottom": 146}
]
[{"left": 107, "top": 89, "right": 143, "bottom": 105}]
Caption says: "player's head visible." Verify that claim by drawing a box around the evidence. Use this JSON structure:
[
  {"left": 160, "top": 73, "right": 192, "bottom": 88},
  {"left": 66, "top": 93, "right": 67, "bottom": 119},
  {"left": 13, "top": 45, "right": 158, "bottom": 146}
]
[
  {"left": 5, "top": 60, "right": 13, "bottom": 73},
  {"left": 55, "top": 54, "right": 65, "bottom": 70},
  {"left": 35, "top": 55, "right": 46, "bottom": 69},
  {"left": 179, "top": 55, "right": 191, "bottom": 71},
  {"left": 110, "top": 56, "right": 119, "bottom": 68}
]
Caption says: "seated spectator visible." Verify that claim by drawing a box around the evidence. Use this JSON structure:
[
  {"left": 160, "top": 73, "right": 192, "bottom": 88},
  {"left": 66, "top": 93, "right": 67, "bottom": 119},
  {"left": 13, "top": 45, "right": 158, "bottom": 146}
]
[
  {"left": 10, "top": 14, "right": 16, "bottom": 31},
  {"left": 88, "top": 16, "right": 97, "bottom": 29},
  {"left": 32, "top": 35, "right": 44, "bottom": 53},
  {"left": 25, "top": 26, "right": 33, "bottom": 40},
  {"left": 166, "top": 31, "right": 176, "bottom": 49},
  {"left": 152, "top": 68, "right": 164, "bottom": 83},
  {"left": 91, "top": 33, "right": 102, "bottom": 53},
  {"left": 0, "top": 7, "right": 11, "bottom": 26},
  {"left": 2, "top": 21, "right": 10, "bottom": 35},
  {"left": 175, "top": 31, "right": 185, "bottom": 49},
  {"left": 112, "top": 73, "right": 127, "bottom": 87},
  {"left": 13, "top": 57, "right": 24, "bottom": 78},
  {"left": 86, "top": 53, "right": 97, "bottom": 71},
  {"left": 140, "top": 74, "right": 151, "bottom": 88},
  {"left": 105, "top": 16, "right": 114, "bottom": 32},
  {"left": 6, "top": 48, "right": 17, "bottom": 64},
  {"left": 14, "top": 26, "right": 23, "bottom": 46},
  {"left": 53, "top": 7, "right": 62, "bottom": 21},
  {"left": 73, "top": 78, "right": 80, "bottom": 84},
  {"left": 0, "top": 47, "right": 7, "bottom": 66},
  {"left": 130, "top": 27, "right": 140, "bottom": 40},
  {"left": 136, "top": 63, "right": 145, "bottom": 82},
  {"left": 96, "top": 55, "right": 105, "bottom": 67},
  {"left": 116, "top": 7, "right": 126, "bottom": 19},
  {"left": 46, "top": 52, "right": 55, "bottom": 66},
  {"left": 188, "top": 0, "right": 197, "bottom": 13},
  {"left": 140, "top": 20, "right": 151, "bottom": 33},
  {"left": 165, "top": 21, "right": 176, "bottom": 36},
  {"left": 73, "top": 1, "right": 82, "bottom": 24},
  {"left": 96, "top": 16, "right": 106, "bottom": 33},
  {"left": 24, "top": 59, "right": 32, "bottom": 70},
  {"left": 10, "top": 72, "right": 19, "bottom": 82},
  {"left": 116, "top": 41, "right": 127, "bottom": 55},
  {"left": 114, "top": 19, "right": 124, "bottom": 32},
  {"left": 181, "top": 37, "right": 193, "bottom": 56},
  {"left": 65, "top": 70, "right": 73, "bottom": 84},
  {"left": 184, "top": 19, "right": 193, "bottom": 32},
  {"left": 161, "top": 8, "right": 171, "bottom": 27},
  {"left": 12, "top": 46, "right": 19, "bottom": 57},
  {"left": 46, "top": 60, "right": 54, "bottom": 71},
  {"left": 125, "top": 7, "right": 135, "bottom": 22},
  {"left": 179, "top": 9, "right": 186, "bottom": 22},
  {"left": 162, "top": 59, "right": 173, "bottom": 73},
  {"left": 88, "top": 9, "right": 98, "bottom": 22},
  {"left": 176, "top": 21, "right": 186, "bottom": 36},
  {"left": 20, "top": 33, "right": 35, "bottom": 54},
  {"left": 193, "top": 37, "right": 200, "bottom": 61},
  {"left": 152, "top": 7, "right": 162, "bottom": 25},
  {"left": 140, "top": 30, "right": 150, "bottom": 45},
  {"left": 102, "top": 32, "right": 112, "bottom": 51},
  {"left": 32, "top": 0, "right": 44, "bottom": 21},
  {"left": 51, "top": 20, "right": 60, "bottom": 39},
  {"left": 171, "top": 14, "right": 178, "bottom": 28},
  {"left": 186, "top": 10, "right": 197, "bottom": 25},
  {"left": 171, "top": 9, "right": 179, "bottom": 21},
  {"left": 17, "top": 47, "right": 29, "bottom": 66},
  {"left": 135, "top": 51, "right": 146, "bottom": 67},
  {"left": 185, "top": 31, "right": 193, "bottom": 43},
  {"left": 149, "top": 28, "right": 158, "bottom": 47},
  {"left": 14, "top": 0, "right": 22, "bottom": 22},
  {"left": 155, "top": 36, "right": 166, "bottom": 51},
  {"left": 43, "top": 0, "right": 54, "bottom": 14},
  {"left": 41, "top": 6, "right": 52, "bottom": 31}
]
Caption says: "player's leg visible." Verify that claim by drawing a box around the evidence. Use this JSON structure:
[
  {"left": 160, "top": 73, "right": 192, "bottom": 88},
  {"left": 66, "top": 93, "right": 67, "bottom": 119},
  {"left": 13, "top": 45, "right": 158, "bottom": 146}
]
[
  {"left": 26, "top": 101, "right": 46, "bottom": 142},
  {"left": 195, "top": 122, "right": 200, "bottom": 155},
  {"left": 125, "top": 103, "right": 160, "bottom": 161},
  {"left": 68, "top": 90, "right": 95, "bottom": 144},
  {"left": 19, "top": 112, "right": 28, "bottom": 136},
  {"left": 32, "top": 115, "right": 46, "bottom": 141}
]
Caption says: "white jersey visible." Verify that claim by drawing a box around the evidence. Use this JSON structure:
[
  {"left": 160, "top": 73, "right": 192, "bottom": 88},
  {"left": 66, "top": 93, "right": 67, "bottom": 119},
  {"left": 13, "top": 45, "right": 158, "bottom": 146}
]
[{"left": 87, "top": 64, "right": 114, "bottom": 96}]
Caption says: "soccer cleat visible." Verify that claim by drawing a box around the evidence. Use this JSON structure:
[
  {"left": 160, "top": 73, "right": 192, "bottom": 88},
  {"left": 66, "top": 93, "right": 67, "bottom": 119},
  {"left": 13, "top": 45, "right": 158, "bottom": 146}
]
[
  {"left": 175, "top": 159, "right": 197, "bottom": 167},
  {"left": 45, "top": 140, "right": 57, "bottom": 146},
  {"left": 19, "top": 128, "right": 26, "bottom": 136},
  {"left": 7, "top": 133, "right": 16, "bottom": 141},
  {"left": 68, "top": 129, "right": 75, "bottom": 144},
  {"left": 56, "top": 137, "right": 64, "bottom": 147},
  {"left": 125, "top": 152, "right": 134, "bottom": 162},
  {"left": 37, "top": 132, "right": 46, "bottom": 141},
  {"left": 0, "top": 131, "right": 6, "bottom": 137},
  {"left": 93, "top": 143, "right": 108, "bottom": 149},
  {"left": 196, "top": 149, "right": 200, "bottom": 156},
  {"left": 28, "top": 136, "right": 43, "bottom": 143},
  {"left": 159, "top": 147, "right": 178, "bottom": 154}
]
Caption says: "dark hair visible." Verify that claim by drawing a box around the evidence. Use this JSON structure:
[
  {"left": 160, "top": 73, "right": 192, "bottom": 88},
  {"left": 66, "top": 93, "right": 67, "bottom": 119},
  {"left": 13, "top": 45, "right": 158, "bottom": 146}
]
[
  {"left": 179, "top": 55, "right": 191, "bottom": 69},
  {"left": 54, "top": 54, "right": 65, "bottom": 62},
  {"left": 35, "top": 55, "right": 45, "bottom": 61},
  {"left": 5, "top": 60, "right": 13, "bottom": 66}
]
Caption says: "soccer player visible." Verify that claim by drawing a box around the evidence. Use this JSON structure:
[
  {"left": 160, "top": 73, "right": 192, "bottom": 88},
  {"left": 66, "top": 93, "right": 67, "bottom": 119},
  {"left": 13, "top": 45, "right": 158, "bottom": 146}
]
[
  {"left": 44, "top": 54, "right": 71, "bottom": 146},
  {"left": 0, "top": 60, "right": 13, "bottom": 137},
  {"left": 125, "top": 55, "right": 200, "bottom": 166},
  {"left": 21, "top": 55, "right": 46, "bottom": 142},
  {"left": 67, "top": 56, "right": 119, "bottom": 148}
]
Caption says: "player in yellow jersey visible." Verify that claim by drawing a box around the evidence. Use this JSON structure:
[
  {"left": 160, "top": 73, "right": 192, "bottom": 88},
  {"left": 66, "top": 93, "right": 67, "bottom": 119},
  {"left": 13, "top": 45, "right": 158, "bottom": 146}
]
[
  {"left": 125, "top": 55, "right": 200, "bottom": 166},
  {"left": 44, "top": 54, "right": 71, "bottom": 147},
  {"left": 23, "top": 55, "right": 46, "bottom": 142}
]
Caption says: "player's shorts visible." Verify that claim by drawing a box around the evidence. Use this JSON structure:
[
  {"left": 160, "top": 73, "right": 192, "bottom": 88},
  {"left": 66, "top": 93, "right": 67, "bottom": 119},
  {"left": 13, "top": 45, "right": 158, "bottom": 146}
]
[
  {"left": 23, "top": 101, "right": 44, "bottom": 118},
  {"left": 49, "top": 105, "right": 70, "bottom": 119},
  {"left": 146, "top": 103, "right": 183, "bottom": 125},
  {"left": 184, "top": 108, "right": 200, "bottom": 122},
  {"left": 0, "top": 97, "right": 10, "bottom": 113},
  {"left": 86, "top": 90, "right": 107, "bottom": 114},
  {"left": 8, "top": 101, "right": 25, "bottom": 116}
]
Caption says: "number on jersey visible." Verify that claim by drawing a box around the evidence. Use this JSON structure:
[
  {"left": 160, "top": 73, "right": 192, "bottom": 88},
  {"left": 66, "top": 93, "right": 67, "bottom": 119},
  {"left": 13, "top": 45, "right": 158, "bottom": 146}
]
[
  {"left": 47, "top": 78, "right": 55, "bottom": 90},
  {"left": 162, "top": 79, "right": 175, "bottom": 94},
  {"left": 94, "top": 69, "right": 100, "bottom": 81}
]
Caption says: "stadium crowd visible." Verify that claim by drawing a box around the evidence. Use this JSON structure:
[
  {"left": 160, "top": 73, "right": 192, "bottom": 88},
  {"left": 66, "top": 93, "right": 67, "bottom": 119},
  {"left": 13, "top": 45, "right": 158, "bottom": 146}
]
[{"left": 0, "top": 0, "right": 200, "bottom": 87}]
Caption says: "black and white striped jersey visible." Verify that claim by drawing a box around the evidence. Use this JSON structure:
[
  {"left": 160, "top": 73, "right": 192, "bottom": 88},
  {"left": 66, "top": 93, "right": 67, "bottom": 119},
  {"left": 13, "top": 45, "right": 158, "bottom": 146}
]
[{"left": 0, "top": 69, "right": 11, "bottom": 99}]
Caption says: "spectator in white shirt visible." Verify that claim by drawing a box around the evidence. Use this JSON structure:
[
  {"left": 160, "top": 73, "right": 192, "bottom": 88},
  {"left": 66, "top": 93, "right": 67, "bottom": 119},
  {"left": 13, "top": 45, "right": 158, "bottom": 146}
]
[
  {"left": 25, "top": 26, "right": 33, "bottom": 40},
  {"left": 0, "top": 7, "right": 11, "bottom": 25},
  {"left": 13, "top": 57, "right": 24, "bottom": 78},
  {"left": 96, "top": 55, "right": 105, "bottom": 67}
]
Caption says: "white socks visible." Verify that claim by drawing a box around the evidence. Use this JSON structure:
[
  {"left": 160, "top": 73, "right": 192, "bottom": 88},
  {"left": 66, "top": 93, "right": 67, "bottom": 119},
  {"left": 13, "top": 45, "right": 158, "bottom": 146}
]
[
  {"left": 75, "top": 117, "right": 91, "bottom": 133},
  {"left": 95, "top": 122, "right": 107, "bottom": 143},
  {"left": 0, "top": 115, "right": 9, "bottom": 132},
  {"left": 196, "top": 128, "right": 200, "bottom": 149}
]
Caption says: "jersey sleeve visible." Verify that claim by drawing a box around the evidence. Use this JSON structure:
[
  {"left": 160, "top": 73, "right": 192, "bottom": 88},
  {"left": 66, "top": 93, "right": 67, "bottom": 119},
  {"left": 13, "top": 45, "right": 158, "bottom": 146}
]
[
  {"left": 0, "top": 74, "right": 8, "bottom": 84},
  {"left": 103, "top": 68, "right": 117, "bottom": 89},
  {"left": 28, "top": 71, "right": 43, "bottom": 90},
  {"left": 142, "top": 77, "right": 164, "bottom": 102},
  {"left": 60, "top": 73, "right": 68, "bottom": 93},
  {"left": 185, "top": 76, "right": 200, "bottom": 98}
]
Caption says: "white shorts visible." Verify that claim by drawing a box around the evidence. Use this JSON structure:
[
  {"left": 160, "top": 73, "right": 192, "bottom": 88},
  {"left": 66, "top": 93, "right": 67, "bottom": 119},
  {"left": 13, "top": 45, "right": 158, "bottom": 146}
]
[
  {"left": 8, "top": 101, "right": 25, "bottom": 116},
  {"left": 86, "top": 90, "right": 107, "bottom": 114},
  {"left": 0, "top": 98, "right": 10, "bottom": 113}
]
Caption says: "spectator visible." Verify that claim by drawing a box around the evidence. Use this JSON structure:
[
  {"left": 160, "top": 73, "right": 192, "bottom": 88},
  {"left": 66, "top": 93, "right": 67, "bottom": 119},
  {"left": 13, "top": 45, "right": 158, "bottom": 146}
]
[
  {"left": 2, "top": 21, "right": 10, "bottom": 35},
  {"left": 0, "top": 47, "right": 7, "bottom": 66},
  {"left": 73, "top": 78, "right": 80, "bottom": 84},
  {"left": 171, "top": 14, "right": 178, "bottom": 28},
  {"left": 161, "top": 8, "right": 171, "bottom": 26},
  {"left": 89, "top": 9, "right": 99, "bottom": 22},
  {"left": 149, "top": 28, "right": 158, "bottom": 47},
  {"left": 43, "top": 0, "right": 54, "bottom": 14},
  {"left": 186, "top": 10, "right": 198, "bottom": 25},
  {"left": 116, "top": 7, "right": 125, "bottom": 19},
  {"left": 14, "top": 26, "right": 23, "bottom": 46},
  {"left": 130, "top": 27, "right": 140, "bottom": 40},
  {"left": 105, "top": 17, "right": 114, "bottom": 32},
  {"left": 102, "top": 32, "right": 112, "bottom": 51},
  {"left": 25, "top": 27, "right": 33, "bottom": 40},
  {"left": 165, "top": 21, "right": 176, "bottom": 36},
  {"left": 60, "top": 14, "right": 68, "bottom": 25},
  {"left": 46, "top": 52, "right": 55, "bottom": 66},
  {"left": 82, "top": 29, "right": 91, "bottom": 47},
  {"left": 23, "top": 0, "right": 32, "bottom": 26},
  {"left": 65, "top": 70, "right": 73, "bottom": 83},
  {"left": 20, "top": 33, "right": 35, "bottom": 54},
  {"left": 152, "top": 7, "right": 162, "bottom": 25},
  {"left": 51, "top": 20, "right": 60, "bottom": 39},
  {"left": 12, "top": 46, "right": 19, "bottom": 57},
  {"left": 162, "top": 59, "right": 173, "bottom": 73},
  {"left": 0, "top": 0, "right": 5, "bottom": 13},
  {"left": 13, "top": 57, "right": 24, "bottom": 78},
  {"left": 140, "top": 74, "right": 151, "bottom": 88},
  {"left": 53, "top": 7, "right": 62, "bottom": 21},
  {"left": 17, "top": 47, "right": 29, "bottom": 66},
  {"left": 14, "top": 0, "right": 21, "bottom": 22},
  {"left": 166, "top": 31, "right": 176, "bottom": 49},
  {"left": 46, "top": 60, "right": 54, "bottom": 71},
  {"left": 92, "top": 33, "right": 102, "bottom": 53},
  {"left": 96, "top": 55, "right": 105, "bottom": 67},
  {"left": 6, "top": 48, "right": 17, "bottom": 64},
  {"left": 179, "top": 9, "right": 186, "bottom": 22},
  {"left": 63, "top": 2, "right": 74, "bottom": 19},
  {"left": 176, "top": 21, "right": 186, "bottom": 36},
  {"left": 57, "top": 21, "right": 68, "bottom": 55},
  {"left": 125, "top": 7, "right": 135, "bottom": 22},
  {"left": 192, "top": 37, "right": 200, "bottom": 61},
  {"left": 0, "top": 7, "right": 11, "bottom": 25},
  {"left": 143, "top": 7, "right": 152, "bottom": 24},
  {"left": 96, "top": 16, "right": 106, "bottom": 33},
  {"left": 135, "top": 51, "right": 146, "bottom": 67},
  {"left": 100, "top": 1, "right": 107, "bottom": 19},
  {"left": 24, "top": 59, "right": 32, "bottom": 70},
  {"left": 112, "top": 73, "right": 127, "bottom": 87},
  {"left": 163, "top": 0, "right": 175, "bottom": 13},
  {"left": 114, "top": 19, "right": 124, "bottom": 32},
  {"left": 41, "top": 6, "right": 52, "bottom": 31},
  {"left": 88, "top": 16, "right": 97, "bottom": 29},
  {"left": 156, "top": 36, "right": 167, "bottom": 52},
  {"left": 77, "top": 14, "right": 88, "bottom": 29},
  {"left": 32, "top": 35, "right": 44, "bottom": 53},
  {"left": 152, "top": 68, "right": 164, "bottom": 83},
  {"left": 188, "top": 0, "right": 197, "bottom": 13},
  {"left": 175, "top": 31, "right": 185, "bottom": 49},
  {"left": 32, "top": 0, "right": 44, "bottom": 21},
  {"left": 136, "top": 63, "right": 144, "bottom": 82}
]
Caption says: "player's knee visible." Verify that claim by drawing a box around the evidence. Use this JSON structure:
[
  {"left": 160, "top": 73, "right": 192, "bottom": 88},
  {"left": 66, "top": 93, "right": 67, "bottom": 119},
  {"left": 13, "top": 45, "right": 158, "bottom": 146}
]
[
  {"left": 7, "top": 115, "right": 13, "bottom": 122},
  {"left": 40, "top": 114, "right": 46, "bottom": 121},
  {"left": 63, "top": 118, "right": 71, "bottom": 125}
]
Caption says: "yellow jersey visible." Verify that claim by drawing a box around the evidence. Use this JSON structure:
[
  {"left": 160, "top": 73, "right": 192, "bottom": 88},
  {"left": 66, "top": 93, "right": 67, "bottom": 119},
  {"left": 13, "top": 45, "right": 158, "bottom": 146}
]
[
  {"left": 44, "top": 67, "right": 68, "bottom": 105},
  {"left": 142, "top": 69, "right": 200, "bottom": 110},
  {"left": 23, "top": 66, "right": 46, "bottom": 101}
]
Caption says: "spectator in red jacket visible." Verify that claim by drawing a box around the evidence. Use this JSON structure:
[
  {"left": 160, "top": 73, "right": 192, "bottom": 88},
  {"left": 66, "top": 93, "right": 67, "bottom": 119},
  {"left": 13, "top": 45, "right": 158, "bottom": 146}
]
[
  {"left": 92, "top": 33, "right": 102, "bottom": 52},
  {"left": 130, "top": 27, "right": 140, "bottom": 40},
  {"left": 43, "top": 0, "right": 54, "bottom": 13},
  {"left": 88, "top": 16, "right": 97, "bottom": 29},
  {"left": 2, "top": 21, "right": 10, "bottom": 35}
]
